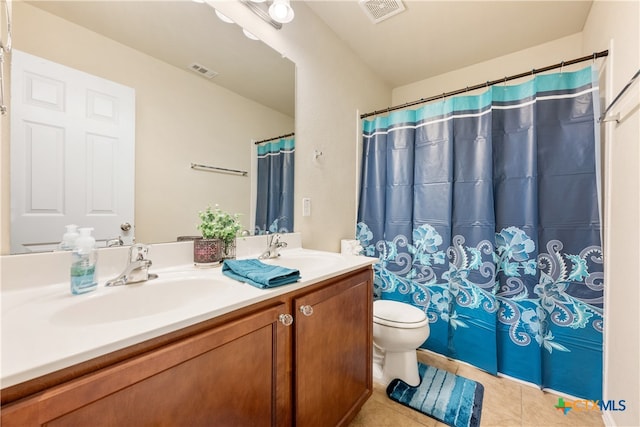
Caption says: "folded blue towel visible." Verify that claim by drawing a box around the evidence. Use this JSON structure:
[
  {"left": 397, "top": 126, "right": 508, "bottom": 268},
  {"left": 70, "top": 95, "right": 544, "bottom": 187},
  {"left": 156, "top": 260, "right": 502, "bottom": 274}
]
[{"left": 222, "top": 259, "right": 300, "bottom": 289}]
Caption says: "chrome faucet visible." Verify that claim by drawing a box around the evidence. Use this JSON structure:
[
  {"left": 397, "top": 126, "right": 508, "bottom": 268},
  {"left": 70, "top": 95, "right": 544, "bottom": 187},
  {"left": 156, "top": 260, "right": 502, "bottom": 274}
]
[
  {"left": 105, "top": 244, "right": 155, "bottom": 287},
  {"left": 106, "top": 236, "right": 124, "bottom": 247},
  {"left": 259, "top": 234, "right": 287, "bottom": 260}
]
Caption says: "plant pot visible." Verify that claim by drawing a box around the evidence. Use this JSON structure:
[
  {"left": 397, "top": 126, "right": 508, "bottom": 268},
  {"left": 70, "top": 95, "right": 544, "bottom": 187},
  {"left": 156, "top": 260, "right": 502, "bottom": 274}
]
[{"left": 193, "top": 238, "right": 223, "bottom": 265}]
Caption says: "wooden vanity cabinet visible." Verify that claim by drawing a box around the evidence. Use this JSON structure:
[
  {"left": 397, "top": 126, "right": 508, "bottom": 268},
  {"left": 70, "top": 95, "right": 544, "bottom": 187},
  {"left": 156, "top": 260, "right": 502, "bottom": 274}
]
[
  {"left": 1, "top": 267, "right": 372, "bottom": 427},
  {"left": 294, "top": 269, "right": 373, "bottom": 426},
  {"left": 1, "top": 303, "right": 290, "bottom": 427}
]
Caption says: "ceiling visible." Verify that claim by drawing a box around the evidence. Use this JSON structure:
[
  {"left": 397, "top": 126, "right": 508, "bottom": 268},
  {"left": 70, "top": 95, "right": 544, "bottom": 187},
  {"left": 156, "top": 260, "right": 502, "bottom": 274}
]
[
  {"left": 27, "top": 1, "right": 594, "bottom": 115},
  {"left": 305, "top": 0, "right": 593, "bottom": 88}
]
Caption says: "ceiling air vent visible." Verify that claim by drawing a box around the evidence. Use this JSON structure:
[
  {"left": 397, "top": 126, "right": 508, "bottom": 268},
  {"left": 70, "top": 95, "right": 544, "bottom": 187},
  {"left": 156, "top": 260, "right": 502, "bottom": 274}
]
[
  {"left": 188, "top": 63, "right": 218, "bottom": 79},
  {"left": 358, "top": 0, "right": 405, "bottom": 24}
]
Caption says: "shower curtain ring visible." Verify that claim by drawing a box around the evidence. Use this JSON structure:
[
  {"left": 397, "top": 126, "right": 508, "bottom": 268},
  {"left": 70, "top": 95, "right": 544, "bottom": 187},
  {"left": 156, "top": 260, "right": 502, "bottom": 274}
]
[
  {"left": 593, "top": 52, "right": 597, "bottom": 62},
  {"left": 531, "top": 68, "right": 535, "bottom": 76},
  {"left": 560, "top": 61, "right": 565, "bottom": 74},
  {"left": 503, "top": 77, "right": 507, "bottom": 87}
]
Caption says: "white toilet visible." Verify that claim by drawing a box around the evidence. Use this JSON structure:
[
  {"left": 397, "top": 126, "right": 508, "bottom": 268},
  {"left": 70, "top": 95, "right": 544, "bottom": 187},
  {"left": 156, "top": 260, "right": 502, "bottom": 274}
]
[{"left": 373, "top": 300, "right": 430, "bottom": 387}]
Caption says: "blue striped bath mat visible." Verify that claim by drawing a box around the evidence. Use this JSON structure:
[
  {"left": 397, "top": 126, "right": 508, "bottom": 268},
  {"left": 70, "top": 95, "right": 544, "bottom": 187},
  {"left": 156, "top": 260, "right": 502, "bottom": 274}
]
[{"left": 386, "top": 363, "right": 484, "bottom": 427}]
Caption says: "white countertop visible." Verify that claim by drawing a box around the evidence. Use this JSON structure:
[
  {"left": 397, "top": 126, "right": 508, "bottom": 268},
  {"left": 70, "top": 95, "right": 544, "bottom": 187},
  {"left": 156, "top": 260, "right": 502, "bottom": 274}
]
[{"left": 1, "top": 245, "right": 376, "bottom": 389}]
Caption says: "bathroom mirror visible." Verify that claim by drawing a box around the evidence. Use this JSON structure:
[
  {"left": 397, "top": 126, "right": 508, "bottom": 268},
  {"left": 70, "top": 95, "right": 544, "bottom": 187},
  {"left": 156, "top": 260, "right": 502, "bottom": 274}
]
[{"left": 6, "top": 1, "right": 295, "bottom": 254}]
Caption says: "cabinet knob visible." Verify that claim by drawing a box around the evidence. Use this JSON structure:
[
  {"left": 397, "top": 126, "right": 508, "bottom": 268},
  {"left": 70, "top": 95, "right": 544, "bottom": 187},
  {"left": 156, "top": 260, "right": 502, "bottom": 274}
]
[
  {"left": 299, "top": 305, "right": 314, "bottom": 316},
  {"left": 278, "top": 313, "right": 294, "bottom": 326}
]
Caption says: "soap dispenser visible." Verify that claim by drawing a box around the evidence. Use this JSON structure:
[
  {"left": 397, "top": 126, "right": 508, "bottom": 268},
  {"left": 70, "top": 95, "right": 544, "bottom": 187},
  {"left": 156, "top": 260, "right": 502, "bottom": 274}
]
[
  {"left": 71, "top": 227, "right": 98, "bottom": 295},
  {"left": 58, "top": 224, "right": 79, "bottom": 251}
]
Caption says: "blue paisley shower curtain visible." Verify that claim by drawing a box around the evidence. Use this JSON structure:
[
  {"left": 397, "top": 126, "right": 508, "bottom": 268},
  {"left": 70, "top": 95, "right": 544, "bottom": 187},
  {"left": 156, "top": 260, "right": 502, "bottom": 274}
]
[
  {"left": 255, "top": 136, "right": 295, "bottom": 234},
  {"left": 357, "top": 67, "right": 603, "bottom": 400}
]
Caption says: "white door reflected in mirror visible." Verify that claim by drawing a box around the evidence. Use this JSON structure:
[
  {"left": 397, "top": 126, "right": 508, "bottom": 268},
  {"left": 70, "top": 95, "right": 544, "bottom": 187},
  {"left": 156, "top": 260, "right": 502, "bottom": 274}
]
[{"left": 10, "top": 50, "right": 135, "bottom": 253}]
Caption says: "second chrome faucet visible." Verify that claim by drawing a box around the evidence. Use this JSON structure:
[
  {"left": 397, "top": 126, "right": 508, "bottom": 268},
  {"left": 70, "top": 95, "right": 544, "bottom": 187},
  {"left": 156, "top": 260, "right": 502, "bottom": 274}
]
[
  {"left": 258, "top": 234, "right": 287, "bottom": 260},
  {"left": 105, "top": 244, "right": 156, "bottom": 287}
]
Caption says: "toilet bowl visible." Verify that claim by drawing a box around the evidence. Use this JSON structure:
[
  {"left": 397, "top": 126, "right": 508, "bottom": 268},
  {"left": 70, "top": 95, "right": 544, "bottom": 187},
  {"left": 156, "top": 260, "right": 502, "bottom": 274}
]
[{"left": 373, "top": 300, "right": 430, "bottom": 387}]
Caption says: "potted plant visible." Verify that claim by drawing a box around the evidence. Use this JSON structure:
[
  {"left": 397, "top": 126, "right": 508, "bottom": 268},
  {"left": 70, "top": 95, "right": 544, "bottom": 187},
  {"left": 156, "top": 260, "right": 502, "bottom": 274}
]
[{"left": 195, "top": 205, "right": 242, "bottom": 264}]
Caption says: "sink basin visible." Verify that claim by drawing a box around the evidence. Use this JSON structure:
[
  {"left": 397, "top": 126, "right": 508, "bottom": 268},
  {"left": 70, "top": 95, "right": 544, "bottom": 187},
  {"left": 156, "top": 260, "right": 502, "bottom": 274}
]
[
  {"left": 51, "top": 273, "right": 230, "bottom": 325},
  {"left": 40, "top": 252, "right": 353, "bottom": 326},
  {"left": 262, "top": 251, "right": 345, "bottom": 275}
]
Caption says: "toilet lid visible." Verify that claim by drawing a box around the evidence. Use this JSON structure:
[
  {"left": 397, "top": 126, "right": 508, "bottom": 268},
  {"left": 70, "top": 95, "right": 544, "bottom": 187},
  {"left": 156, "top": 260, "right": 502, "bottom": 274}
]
[{"left": 373, "top": 300, "right": 427, "bottom": 327}]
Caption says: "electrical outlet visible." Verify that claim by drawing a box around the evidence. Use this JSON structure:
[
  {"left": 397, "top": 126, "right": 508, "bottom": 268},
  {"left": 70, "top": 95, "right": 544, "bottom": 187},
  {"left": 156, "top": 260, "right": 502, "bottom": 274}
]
[{"left": 302, "top": 198, "right": 311, "bottom": 217}]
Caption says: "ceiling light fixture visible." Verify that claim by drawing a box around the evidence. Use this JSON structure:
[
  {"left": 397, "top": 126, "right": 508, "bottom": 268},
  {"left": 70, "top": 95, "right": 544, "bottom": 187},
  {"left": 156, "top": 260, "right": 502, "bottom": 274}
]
[
  {"left": 240, "top": 0, "right": 295, "bottom": 29},
  {"left": 268, "top": 0, "right": 294, "bottom": 24},
  {"left": 241, "top": 0, "right": 281, "bottom": 29},
  {"left": 242, "top": 28, "right": 260, "bottom": 40},
  {"left": 214, "top": 10, "right": 235, "bottom": 24}
]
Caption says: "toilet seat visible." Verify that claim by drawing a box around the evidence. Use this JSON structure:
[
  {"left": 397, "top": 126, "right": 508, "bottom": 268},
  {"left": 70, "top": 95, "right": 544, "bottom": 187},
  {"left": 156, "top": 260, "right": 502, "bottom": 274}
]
[{"left": 373, "top": 300, "right": 428, "bottom": 329}]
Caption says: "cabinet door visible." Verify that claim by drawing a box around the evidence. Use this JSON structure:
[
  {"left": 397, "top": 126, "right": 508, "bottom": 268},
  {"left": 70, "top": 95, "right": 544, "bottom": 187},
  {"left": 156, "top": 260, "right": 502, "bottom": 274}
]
[
  {"left": 294, "top": 270, "right": 373, "bottom": 427},
  {"left": 1, "top": 303, "right": 291, "bottom": 427}
]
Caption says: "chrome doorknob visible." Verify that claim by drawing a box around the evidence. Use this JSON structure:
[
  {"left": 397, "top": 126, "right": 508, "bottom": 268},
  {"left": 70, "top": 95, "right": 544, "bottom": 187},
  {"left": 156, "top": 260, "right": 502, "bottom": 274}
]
[
  {"left": 299, "top": 305, "right": 314, "bottom": 316},
  {"left": 120, "top": 222, "right": 132, "bottom": 231},
  {"left": 279, "top": 313, "right": 294, "bottom": 326}
]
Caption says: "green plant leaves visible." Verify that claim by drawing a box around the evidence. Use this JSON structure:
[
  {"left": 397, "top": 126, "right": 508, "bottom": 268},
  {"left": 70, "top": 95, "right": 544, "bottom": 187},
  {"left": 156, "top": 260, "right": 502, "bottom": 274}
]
[{"left": 197, "top": 206, "right": 242, "bottom": 244}]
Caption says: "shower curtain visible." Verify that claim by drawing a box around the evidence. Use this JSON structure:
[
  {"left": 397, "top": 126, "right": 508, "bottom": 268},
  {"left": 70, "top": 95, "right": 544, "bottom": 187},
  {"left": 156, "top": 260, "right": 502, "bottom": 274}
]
[
  {"left": 255, "top": 136, "right": 295, "bottom": 235},
  {"left": 357, "top": 67, "right": 603, "bottom": 400}
]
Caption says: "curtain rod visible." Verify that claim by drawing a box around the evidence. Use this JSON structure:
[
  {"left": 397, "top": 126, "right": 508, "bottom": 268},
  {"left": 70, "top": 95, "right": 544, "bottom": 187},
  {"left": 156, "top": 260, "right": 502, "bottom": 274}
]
[
  {"left": 599, "top": 68, "right": 639, "bottom": 123},
  {"left": 360, "top": 50, "right": 609, "bottom": 119},
  {"left": 253, "top": 132, "right": 295, "bottom": 145}
]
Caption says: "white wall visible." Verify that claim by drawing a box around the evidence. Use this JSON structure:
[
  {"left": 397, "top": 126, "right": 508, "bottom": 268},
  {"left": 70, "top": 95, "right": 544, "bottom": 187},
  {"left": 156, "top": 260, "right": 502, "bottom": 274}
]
[
  {"left": 583, "top": 1, "right": 640, "bottom": 426},
  {"left": 212, "top": 1, "right": 391, "bottom": 252},
  {"left": 1, "top": 2, "right": 294, "bottom": 251},
  {"left": 392, "top": 33, "right": 584, "bottom": 103}
]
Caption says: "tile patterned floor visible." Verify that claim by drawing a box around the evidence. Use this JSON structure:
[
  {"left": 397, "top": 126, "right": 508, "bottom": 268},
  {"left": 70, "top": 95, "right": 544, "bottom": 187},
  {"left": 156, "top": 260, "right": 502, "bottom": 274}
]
[{"left": 349, "top": 350, "right": 604, "bottom": 427}]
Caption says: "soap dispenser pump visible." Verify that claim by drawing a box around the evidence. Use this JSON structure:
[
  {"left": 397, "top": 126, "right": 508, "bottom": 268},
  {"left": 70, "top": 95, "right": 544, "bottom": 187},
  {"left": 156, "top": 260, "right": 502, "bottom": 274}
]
[
  {"left": 58, "top": 224, "right": 79, "bottom": 251},
  {"left": 70, "top": 227, "right": 98, "bottom": 295}
]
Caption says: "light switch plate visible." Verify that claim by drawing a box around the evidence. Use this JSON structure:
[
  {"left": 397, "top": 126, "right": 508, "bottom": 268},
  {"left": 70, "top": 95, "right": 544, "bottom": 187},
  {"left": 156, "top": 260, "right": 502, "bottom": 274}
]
[{"left": 302, "top": 198, "right": 311, "bottom": 217}]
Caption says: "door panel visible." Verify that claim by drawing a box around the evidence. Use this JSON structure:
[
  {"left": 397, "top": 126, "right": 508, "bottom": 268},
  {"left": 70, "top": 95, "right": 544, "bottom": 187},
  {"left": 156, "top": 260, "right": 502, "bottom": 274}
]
[
  {"left": 25, "top": 122, "right": 65, "bottom": 213},
  {"left": 294, "top": 271, "right": 373, "bottom": 427}
]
